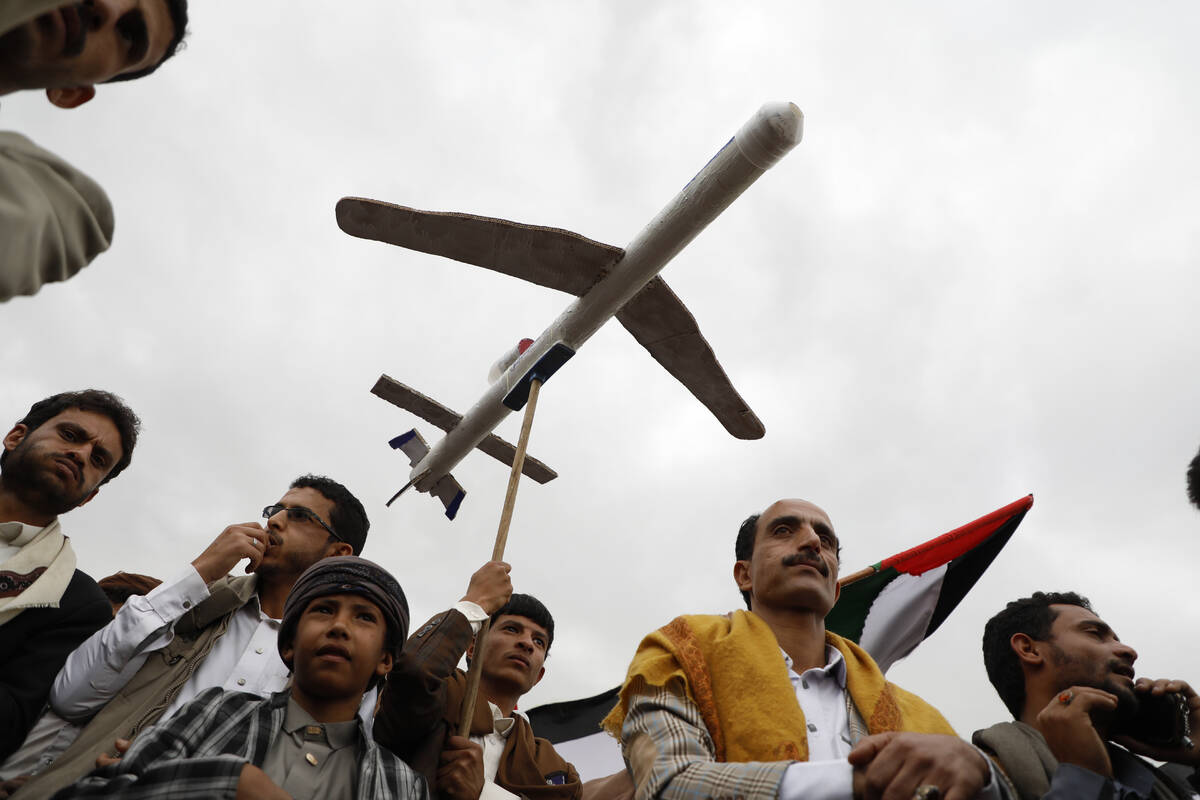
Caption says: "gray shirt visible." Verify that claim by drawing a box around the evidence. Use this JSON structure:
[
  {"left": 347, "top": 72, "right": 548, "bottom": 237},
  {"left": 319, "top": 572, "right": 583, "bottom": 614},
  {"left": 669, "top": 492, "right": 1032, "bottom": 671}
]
[{"left": 260, "top": 697, "right": 363, "bottom": 800}]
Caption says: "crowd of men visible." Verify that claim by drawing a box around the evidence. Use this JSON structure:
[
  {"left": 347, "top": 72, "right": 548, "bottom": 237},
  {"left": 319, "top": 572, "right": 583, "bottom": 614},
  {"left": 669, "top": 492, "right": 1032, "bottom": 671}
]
[
  {"left": 5, "top": 3, "right": 1200, "bottom": 800},
  {"left": 1, "top": 388, "right": 1199, "bottom": 800}
]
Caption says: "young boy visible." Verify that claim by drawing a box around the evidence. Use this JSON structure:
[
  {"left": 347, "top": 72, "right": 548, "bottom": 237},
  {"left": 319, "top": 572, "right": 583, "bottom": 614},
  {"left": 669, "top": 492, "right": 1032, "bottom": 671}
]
[{"left": 53, "top": 556, "right": 428, "bottom": 800}]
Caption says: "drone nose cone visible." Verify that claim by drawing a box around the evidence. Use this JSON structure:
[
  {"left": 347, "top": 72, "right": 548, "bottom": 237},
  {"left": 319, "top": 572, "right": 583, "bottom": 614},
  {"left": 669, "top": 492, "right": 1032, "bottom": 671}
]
[{"left": 735, "top": 102, "right": 804, "bottom": 170}]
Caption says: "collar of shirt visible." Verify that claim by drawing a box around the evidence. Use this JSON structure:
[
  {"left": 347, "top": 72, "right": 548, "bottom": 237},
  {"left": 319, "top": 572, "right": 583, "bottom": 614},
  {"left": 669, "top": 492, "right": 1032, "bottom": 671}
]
[
  {"left": 282, "top": 696, "right": 360, "bottom": 750},
  {"left": 487, "top": 701, "right": 516, "bottom": 738},
  {"left": 0, "top": 519, "right": 45, "bottom": 547},
  {"left": 781, "top": 644, "right": 847, "bottom": 689}
]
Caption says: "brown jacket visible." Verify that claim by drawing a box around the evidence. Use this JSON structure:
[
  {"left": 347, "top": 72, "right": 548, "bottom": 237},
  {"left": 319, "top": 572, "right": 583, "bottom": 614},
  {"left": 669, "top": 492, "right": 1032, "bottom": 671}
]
[{"left": 375, "top": 610, "right": 581, "bottom": 800}]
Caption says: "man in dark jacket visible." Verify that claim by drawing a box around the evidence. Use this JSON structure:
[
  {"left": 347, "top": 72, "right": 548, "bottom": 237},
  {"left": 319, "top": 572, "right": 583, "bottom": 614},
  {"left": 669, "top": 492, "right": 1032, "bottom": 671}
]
[
  {"left": 375, "top": 562, "right": 581, "bottom": 800},
  {"left": 974, "top": 590, "right": 1200, "bottom": 798},
  {"left": 0, "top": 389, "right": 140, "bottom": 761}
]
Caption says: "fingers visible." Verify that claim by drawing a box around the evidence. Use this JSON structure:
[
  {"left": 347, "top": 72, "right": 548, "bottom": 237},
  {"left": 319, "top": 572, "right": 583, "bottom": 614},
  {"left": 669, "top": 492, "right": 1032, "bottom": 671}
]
[
  {"left": 463, "top": 561, "right": 514, "bottom": 615},
  {"left": 1135, "top": 677, "right": 1196, "bottom": 698},
  {"left": 851, "top": 734, "right": 987, "bottom": 800},
  {"left": 848, "top": 732, "right": 896, "bottom": 766}
]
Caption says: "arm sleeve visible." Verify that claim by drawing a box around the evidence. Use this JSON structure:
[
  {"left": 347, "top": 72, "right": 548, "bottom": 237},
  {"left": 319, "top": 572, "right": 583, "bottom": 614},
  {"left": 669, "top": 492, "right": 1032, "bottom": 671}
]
[
  {"left": 0, "top": 582, "right": 110, "bottom": 760},
  {"left": 50, "top": 566, "right": 210, "bottom": 721},
  {"left": 620, "top": 686, "right": 792, "bottom": 800},
  {"left": 1040, "top": 763, "right": 1114, "bottom": 799},
  {"left": 0, "top": 132, "right": 113, "bottom": 304},
  {"left": 49, "top": 690, "right": 248, "bottom": 800},
  {"left": 374, "top": 609, "right": 474, "bottom": 758}
]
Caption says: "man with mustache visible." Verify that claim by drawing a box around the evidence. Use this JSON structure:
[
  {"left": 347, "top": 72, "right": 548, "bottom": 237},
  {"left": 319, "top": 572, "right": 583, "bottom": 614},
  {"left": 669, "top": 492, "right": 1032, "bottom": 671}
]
[
  {"left": 602, "top": 498, "right": 1008, "bottom": 800},
  {"left": 0, "top": 390, "right": 140, "bottom": 765},
  {"left": 973, "top": 592, "right": 1200, "bottom": 798},
  {"left": 14, "top": 474, "right": 373, "bottom": 800},
  {"left": 374, "top": 562, "right": 582, "bottom": 800},
  {"left": 0, "top": 0, "right": 188, "bottom": 303}
]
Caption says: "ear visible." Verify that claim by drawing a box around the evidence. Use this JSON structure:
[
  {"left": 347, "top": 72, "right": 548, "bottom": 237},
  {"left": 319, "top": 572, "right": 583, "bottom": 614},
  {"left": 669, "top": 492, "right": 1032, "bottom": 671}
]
[
  {"left": 733, "top": 560, "right": 752, "bottom": 596},
  {"left": 325, "top": 541, "right": 353, "bottom": 558},
  {"left": 1010, "top": 633, "right": 1044, "bottom": 667},
  {"left": 74, "top": 488, "right": 101, "bottom": 509},
  {"left": 832, "top": 579, "right": 841, "bottom": 605},
  {"left": 531, "top": 665, "right": 545, "bottom": 689},
  {"left": 280, "top": 644, "right": 294, "bottom": 671},
  {"left": 46, "top": 86, "right": 96, "bottom": 109},
  {"left": 375, "top": 650, "right": 394, "bottom": 679},
  {"left": 3, "top": 424, "right": 28, "bottom": 453}
]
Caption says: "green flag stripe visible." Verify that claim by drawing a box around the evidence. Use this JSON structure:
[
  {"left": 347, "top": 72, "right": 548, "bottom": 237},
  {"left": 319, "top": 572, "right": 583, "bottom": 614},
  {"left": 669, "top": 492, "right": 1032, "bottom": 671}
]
[{"left": 825, "top": 566, "right": 899, "bottom": 643}]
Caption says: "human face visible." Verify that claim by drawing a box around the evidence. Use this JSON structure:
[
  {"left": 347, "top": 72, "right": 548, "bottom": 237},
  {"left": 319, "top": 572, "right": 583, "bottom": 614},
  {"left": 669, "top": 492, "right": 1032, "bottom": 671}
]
[
  {"left": 257, "top": 488, "right": 347, "bottom": 580},
  {"left": 479, "top": 614, "right": 548, "bottom": 697},
  {"left": 1042, "top": 604, "right": 1139, "bottom": 710},
  {"left": 734, "top": 499, "right": 841, "bottom": 616},
  {"left": 1, "top": 408, "right": 123, "bottom": 514},
  {"left": 0, "top": 0, "right": 175, "bottom": 97},
  {"left": 282, "top": 594, "right": 392, "bottom": 701}
]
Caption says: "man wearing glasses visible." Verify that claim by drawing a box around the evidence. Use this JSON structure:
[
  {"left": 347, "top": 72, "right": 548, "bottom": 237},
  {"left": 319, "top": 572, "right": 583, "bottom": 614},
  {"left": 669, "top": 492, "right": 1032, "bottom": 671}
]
[{"left": 13, "top": 474, "right": 372, "bottom": 800}]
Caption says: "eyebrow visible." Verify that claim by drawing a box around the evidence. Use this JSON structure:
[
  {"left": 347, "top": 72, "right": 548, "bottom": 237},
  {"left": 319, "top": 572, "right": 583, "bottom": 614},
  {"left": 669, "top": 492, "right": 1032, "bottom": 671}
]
[
  {"left": 1078, "top": 619, "right": 1116, "bottom": 638},
  {"left": 763, "top": 514, "right": 839, "bottom": 546}
]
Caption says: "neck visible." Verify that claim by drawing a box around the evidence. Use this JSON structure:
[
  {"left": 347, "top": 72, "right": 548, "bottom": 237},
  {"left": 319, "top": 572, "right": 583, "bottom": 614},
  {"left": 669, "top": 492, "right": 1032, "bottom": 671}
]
[
  {"left": 288, "top": 686, "right": 363, "bottom": 725},
  {"left": 0, "top": 484, "right": 56, "bottom": 528},
  {"left": 256, "top": 573, "right": 294, "bottom": 620},
  {"left": 751, "top": 605, "right": 829, "bottom": 672},
  {"left": 480, "top": 677, "right": 519, "bottom": 718}
]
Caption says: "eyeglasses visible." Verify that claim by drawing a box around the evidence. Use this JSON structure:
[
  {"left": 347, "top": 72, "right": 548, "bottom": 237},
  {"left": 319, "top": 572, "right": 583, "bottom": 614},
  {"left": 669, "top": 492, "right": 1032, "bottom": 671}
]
[{"left": 262, "top": 504, "right": 344, "bottom": 543}]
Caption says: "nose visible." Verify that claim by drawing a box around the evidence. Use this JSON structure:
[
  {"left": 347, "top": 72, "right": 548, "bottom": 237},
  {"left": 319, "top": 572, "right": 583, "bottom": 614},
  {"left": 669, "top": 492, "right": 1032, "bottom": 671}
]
[
  {"left": 1114, "top": 640, "right": 1137, "bottom": 665},
  {"left": 794, "top": 523, "right": 821, "bottom": 552},
  {"left": 265, "top": 508, "right": 287, "bottom": 531},
  {"left": 327, "top": 610, "right": 351, "bottom": 637},
  {"left": 514, "top": 632, "right": 534, "bottom": 652}
]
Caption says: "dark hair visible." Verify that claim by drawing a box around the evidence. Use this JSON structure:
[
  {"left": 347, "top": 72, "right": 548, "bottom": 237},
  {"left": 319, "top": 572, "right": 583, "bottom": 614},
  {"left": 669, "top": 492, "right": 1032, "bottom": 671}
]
[
  {"left": 106, "top": 0, "right": 189, "bottom": 83},
  {"left": 1188, "top": 446, "right": 1200, "bottom": 509},
  {"left": 735, "top": 513, "right": 760, "bottom": 609},
  {"left": 1, "top": 389, "right": 140, "bottom": 485},
  {"left": 982, "top": 591, "right": 1093, "bottom": 718},
  {"left": 492, "top": 593, "right": 555, "bottom": 653},
  {"left": 289, "top": 474, "right": 369, "bottom": 555}
]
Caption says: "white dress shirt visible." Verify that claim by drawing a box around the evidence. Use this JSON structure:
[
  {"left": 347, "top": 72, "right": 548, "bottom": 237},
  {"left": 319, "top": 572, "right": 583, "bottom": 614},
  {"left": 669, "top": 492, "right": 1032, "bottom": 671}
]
[
  {"left": 51, "top": 565, "right": 376, "bottom": 725},
  {"left": 777, "top": 646, "right": 1003, "bottom": 800}
]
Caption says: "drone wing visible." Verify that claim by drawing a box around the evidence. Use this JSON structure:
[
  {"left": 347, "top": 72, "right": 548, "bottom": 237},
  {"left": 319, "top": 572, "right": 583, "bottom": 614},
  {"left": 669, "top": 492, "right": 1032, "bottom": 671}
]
[{"left": 340, "top": 198, "right": 764, "bottom": 439}]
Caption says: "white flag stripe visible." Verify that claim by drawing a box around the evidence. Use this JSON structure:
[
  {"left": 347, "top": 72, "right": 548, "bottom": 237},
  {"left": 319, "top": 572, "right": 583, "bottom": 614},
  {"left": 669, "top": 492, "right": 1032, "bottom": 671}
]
[{"left": 857, "top": 563, "right": 948, "bottom": 673}]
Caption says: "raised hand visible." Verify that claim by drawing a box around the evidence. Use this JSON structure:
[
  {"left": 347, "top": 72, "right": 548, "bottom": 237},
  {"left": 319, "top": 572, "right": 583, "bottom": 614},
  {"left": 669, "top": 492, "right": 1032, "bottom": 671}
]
[
  {"left": 191, "top": 522, "right": 271, "bottom": 583},
  {"left": 462, "top": 561, "right": 513, "bottom": 615},
  {"left": 1036, "top": 686, "right": 1118, "bottom": 777}
]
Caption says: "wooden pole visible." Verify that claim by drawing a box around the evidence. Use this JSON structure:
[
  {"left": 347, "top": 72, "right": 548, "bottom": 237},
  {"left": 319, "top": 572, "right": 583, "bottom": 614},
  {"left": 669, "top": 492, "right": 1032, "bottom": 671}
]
[
  {"left": 457, "top": 378, "right": 544, "bottom": 737},
  {"left": 837, "top": 564, "right": 879, "bottom": 588}
]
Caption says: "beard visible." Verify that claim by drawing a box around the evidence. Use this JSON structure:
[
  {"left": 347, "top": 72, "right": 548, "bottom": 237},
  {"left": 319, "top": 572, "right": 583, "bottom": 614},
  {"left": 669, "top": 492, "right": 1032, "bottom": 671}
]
[
  {"left": 1, "top": 439, "right": 92, "bottom": 516},
  {"left": 1048, "top": 642, "right": 1139, "bottom": 716}
]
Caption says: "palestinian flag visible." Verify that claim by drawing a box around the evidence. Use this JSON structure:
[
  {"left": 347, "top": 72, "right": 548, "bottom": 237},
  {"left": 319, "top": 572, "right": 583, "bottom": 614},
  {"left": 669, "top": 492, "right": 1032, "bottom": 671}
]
[
  {"left": 526, "top": 495, "right": 1033, "bottom": 780},
  {"left": 825, "top": 494, "right": 1033, "bottom": 673}
]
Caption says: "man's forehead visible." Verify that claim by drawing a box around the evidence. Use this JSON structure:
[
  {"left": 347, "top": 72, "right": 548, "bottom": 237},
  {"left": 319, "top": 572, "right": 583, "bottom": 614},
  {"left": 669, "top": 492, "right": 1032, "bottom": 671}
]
[
  {"left": 279, "top": 486, "right": 333, "bottom": 514},
  {"left": 759, "top": 499, "right": 833, "bottom": 528},
  {"left": 1049, "top": 603, "right": 1109, "bottom": 632}
]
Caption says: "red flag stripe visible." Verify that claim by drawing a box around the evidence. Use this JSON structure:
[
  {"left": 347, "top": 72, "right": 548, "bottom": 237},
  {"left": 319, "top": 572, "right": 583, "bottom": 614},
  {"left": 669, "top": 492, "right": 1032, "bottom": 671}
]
[{"left": 879, "top": 495, "right": 1033, "bottom": 576}]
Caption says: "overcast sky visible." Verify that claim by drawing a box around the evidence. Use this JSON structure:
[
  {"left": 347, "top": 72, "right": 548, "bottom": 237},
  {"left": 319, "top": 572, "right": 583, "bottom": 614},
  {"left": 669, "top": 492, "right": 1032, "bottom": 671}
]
[{"left": 4, "top": 1, "right": 1200, "bottom": 747}]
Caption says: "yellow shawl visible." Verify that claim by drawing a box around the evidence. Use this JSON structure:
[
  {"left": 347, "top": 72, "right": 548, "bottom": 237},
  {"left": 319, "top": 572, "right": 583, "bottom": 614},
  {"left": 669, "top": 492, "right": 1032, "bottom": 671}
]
[{"left": 602, "top": 610, "right": 955, "bottom": 762}]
